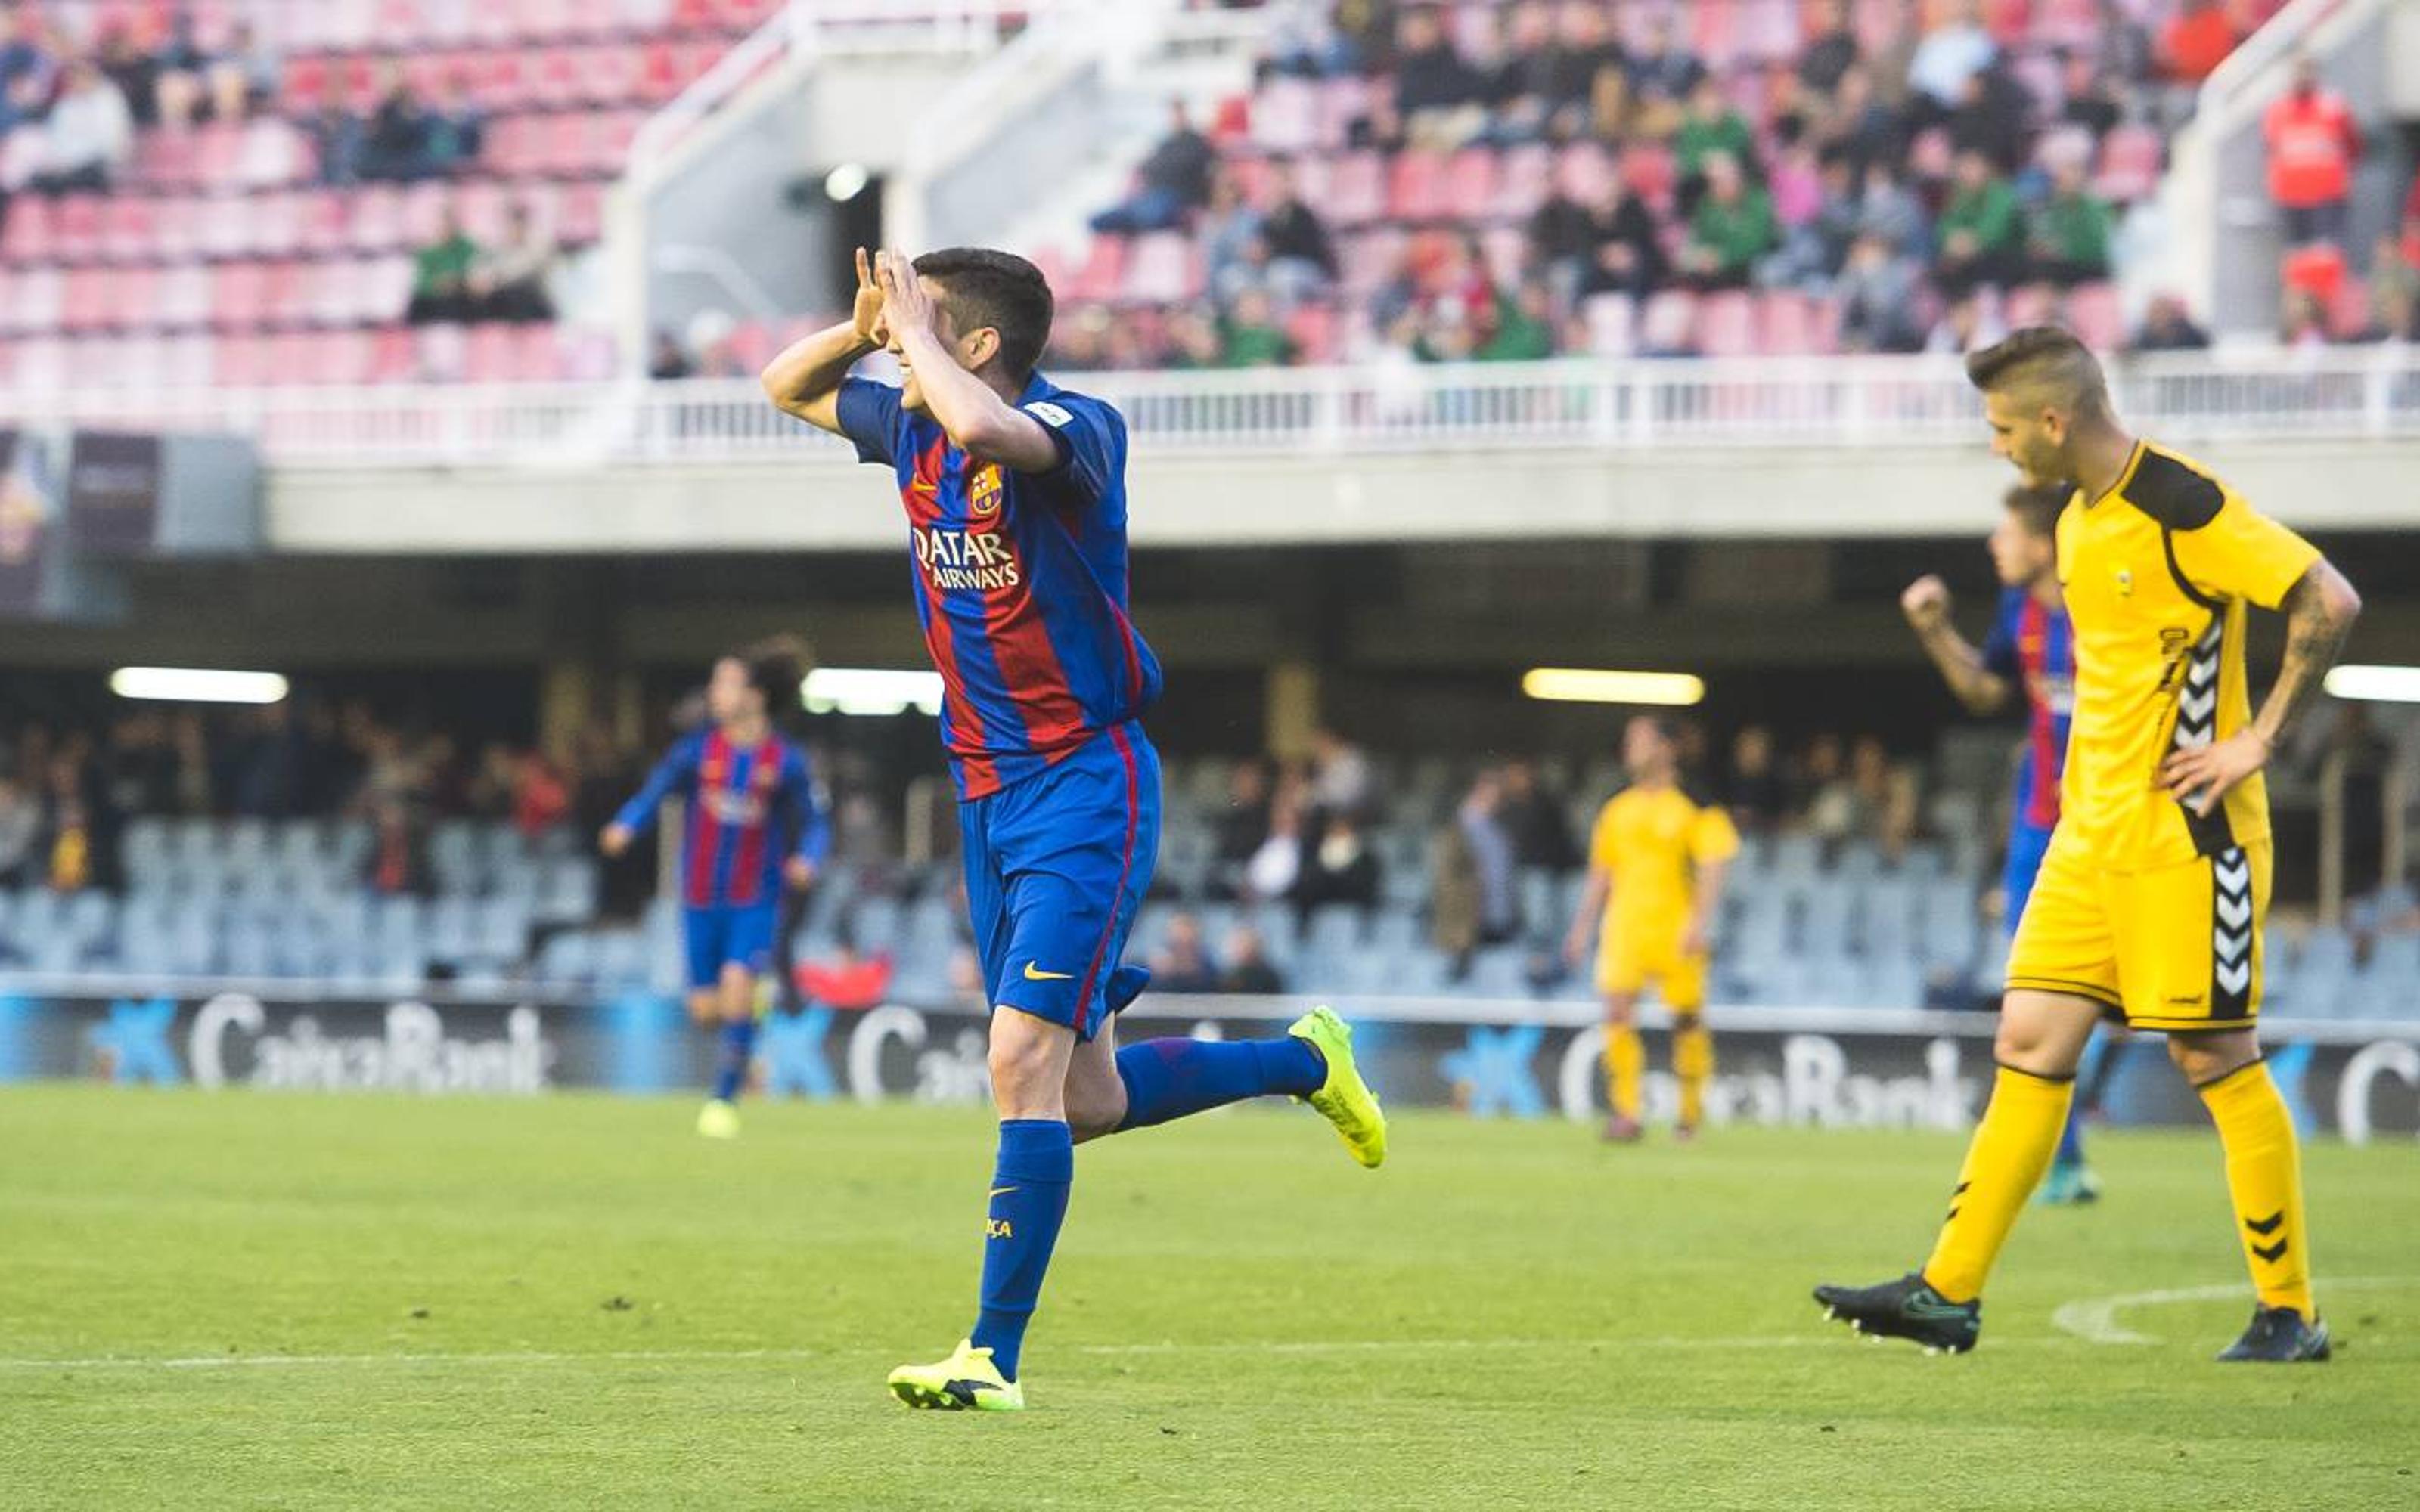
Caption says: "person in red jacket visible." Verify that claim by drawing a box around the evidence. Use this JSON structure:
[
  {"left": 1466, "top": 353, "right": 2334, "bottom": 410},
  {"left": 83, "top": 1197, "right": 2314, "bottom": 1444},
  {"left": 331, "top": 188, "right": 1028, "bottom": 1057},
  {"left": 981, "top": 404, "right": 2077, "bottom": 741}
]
[{"left": 2263, "top": 54, "right": 2361, "bottom": 249}]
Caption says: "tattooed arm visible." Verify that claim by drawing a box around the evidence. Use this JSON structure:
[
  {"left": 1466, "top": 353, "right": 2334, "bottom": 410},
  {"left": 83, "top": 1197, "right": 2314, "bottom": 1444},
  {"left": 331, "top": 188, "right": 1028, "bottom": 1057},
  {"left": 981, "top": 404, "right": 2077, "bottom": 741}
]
[{"left": 2161, "top": 559, "right": 2362, "bottom": 816}]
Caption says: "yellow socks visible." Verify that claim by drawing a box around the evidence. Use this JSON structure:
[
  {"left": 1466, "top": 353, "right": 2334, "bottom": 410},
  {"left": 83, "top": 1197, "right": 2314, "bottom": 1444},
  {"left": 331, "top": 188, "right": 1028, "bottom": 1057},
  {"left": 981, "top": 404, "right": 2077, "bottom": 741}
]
[
  {"left": 2198, "top": 1061, "right": 2316, "bottom": 1318},
  {"left": 1604, "top": 1025, "right": 1644, "bottom": 1122},
  {"left": 1672, "top": 1016, "right": 1714, "bottom": 1128},
  {"left": 1922, "top": 1064, "right": 2074, "bottom": 1303}
]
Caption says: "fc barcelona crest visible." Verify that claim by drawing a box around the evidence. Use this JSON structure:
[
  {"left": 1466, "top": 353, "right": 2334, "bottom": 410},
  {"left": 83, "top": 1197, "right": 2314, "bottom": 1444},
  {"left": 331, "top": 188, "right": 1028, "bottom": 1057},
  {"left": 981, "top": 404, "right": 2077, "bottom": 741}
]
[{"left": 970, "top": 464, "right": 1002, "bottom": 517}]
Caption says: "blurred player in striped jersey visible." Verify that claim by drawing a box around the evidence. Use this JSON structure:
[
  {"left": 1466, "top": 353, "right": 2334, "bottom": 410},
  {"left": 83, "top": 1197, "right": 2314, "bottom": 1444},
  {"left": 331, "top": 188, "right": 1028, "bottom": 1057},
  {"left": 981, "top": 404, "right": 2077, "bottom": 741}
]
[{"left": 602, "top": 640, "right": 828, "bottom": 1139}]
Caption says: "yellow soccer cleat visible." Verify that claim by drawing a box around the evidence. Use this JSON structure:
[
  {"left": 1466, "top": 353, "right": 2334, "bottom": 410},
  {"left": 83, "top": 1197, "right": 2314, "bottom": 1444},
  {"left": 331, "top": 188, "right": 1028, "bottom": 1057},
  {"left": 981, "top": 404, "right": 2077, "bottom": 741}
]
[
  {"left": 1289, "top": 1005, "right": 1388, "bottom": 1169},
  {"left": 695, "top": 1098, "right": 740, "bottom": 1139},
  {"left": 887, "top": 1340, "right": 1026, "bottom": 1412}
]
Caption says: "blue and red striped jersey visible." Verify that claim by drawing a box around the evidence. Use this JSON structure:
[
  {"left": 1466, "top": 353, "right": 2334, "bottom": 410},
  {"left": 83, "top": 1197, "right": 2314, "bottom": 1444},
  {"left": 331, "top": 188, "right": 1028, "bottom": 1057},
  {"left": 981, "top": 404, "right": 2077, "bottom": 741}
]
[
  {"left": 1982, "top": 586, "right": 2075, "bottom": 831},
  {"left": 835, "top": 372, "right": 1163, "bottom": 800},
  {"left": 613, "top": 728, "right": 830, "bottom": 908}
]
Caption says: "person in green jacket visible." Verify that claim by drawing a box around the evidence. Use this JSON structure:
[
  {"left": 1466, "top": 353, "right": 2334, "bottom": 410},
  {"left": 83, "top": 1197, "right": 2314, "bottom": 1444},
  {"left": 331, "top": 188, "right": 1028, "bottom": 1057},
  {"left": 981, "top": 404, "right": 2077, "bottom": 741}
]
[
  {"left": 1475, "top": 280, "right": 1558, "bottom": 361},
  {"left": 1217, "top": 288, "right": 1298, "bottom": 367},
  {"left": 2025, "top": 160, "right": 2114, "bottom": 287},
  {"left": 1937, "top": 149, "right": 2021, "bottom": 296},
  {"left": 407, "top": 209, "right": 479, "bottom": 324},
  {"left": 1674, "top": 76, "right": 1758, "bottom": 207},
  {"left": 1680, "top": 153, "right": 1779, "bottom": 292}
]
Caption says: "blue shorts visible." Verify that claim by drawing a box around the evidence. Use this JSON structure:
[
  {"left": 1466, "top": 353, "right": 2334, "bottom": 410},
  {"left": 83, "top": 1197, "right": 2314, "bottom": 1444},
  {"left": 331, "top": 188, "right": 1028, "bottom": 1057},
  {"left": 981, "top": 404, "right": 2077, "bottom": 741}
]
[
  {"left": 960, "top": 723, "right": 1160, "bottom": 1042},
  {"left": 684, "top": 903, "right": 777, "bottom": 991},
  {"left": 2003, "top": 820, "right": 2055, "bottom": 941}
]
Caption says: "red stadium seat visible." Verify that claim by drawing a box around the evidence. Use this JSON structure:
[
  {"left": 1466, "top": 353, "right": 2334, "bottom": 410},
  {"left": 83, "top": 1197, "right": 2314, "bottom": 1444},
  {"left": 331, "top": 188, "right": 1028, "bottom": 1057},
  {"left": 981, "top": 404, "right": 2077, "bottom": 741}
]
[
  {"left": 60, "top": 268, "right": 113, "bottom": 335},
  {"left": 159, "top": 264, "right": 214, "bottom": 329},
  {"left": 1553, "top": 142, "right": 1615, "bottom": 205},
  {"left": 369, "top": 324, "right": 419, "bottom": 383},
  {"left": 1640, "top": 290, "right": 1699, "bottom": 354},
  {"left": 99, "top": 196, "right": 158, "bottom": 263},
  {"left": 251, "top": 192, "right": 305, "bottom": 259},
  {"left": 1251, "top": 77, "right": 1317, "bottom": 154},
  {"left": 1066, "top": 237, "right": 1126, "bottom": 303},
  {"left": 1122, "top": 232, "right": 1198, "bottom": 304},
  {"left": 11, "top": 337, "right": 65, "bottom": 392},
  {"left": 579, "top": 44, "right": 642, "bottom": 106},
  {"left": 1284, "top": 302, "right": 1339, "bottom": 364},
  {"left": 2065, "top": 283, "right": 2124, "bottom": 350},
  {"left": 197, "top": 194, "right": 250, "bottom": 259},
  {"left": 364, "top": 256, "right": 417, "bottom": 324},
  {"left": 296, "top": 191, "right": 349, "bottom": 256},
  {"left": 1314, "top": 76, "right": 1371, "bottom": 152},
  {"left": 1582, "top": 292, "right": 1637, "bottom": 357},
  {"left": 1757, "top": 290, "right": 1821, "bottom": 355},
  {"left": 53, "top": 194, "right": 105, "bottom": 262},
  {"left": 532, "top": 48, "right": 583, "bottom": 110},
  {"left": 1441, "top": 147, "right": 1498, "bottom": 221},
  {"left": 113, "top": 267, "right": 164, "bottom": 332},
  {"left": 262, "top": 260, "right": 315, "bottom": 327},
  {"left": 2, "top": 195, "right": 54, "bottom": 263},
  {"left": 163, "top": 332, "right": 216, "bottom": 389},
  {"left": 1696, "top": 291, "right": 1758, "bottom": 357},
  {"left": 638, "top": 40, "right": 684, "bottom": 104},
  {"left": 1478, "top": 225, "right": 1527, "bottom": 289},
  {"left": 455, "top": 178, "right": 510, "bottom": 242},
  {"left": 0, "top": 268, "right": 60, "bottom": 336},
  {"left": 152, "top": 195, "right": 202, "bottom": 262},
  {"left": 1324, "top": 152, "right": 1387, "bottom": 227},
  {"left": 558, "top": 181, "right": 606, "bottom": 244},
  {"left": 1619, "top": 142, "right": 1677, "bottom": 205},
  {"left": 464, "top": 322, "right": 520, "bottom": 382},
  {"left": 2093, "top": 125, "right": 2164, "bottom": 203},
  {"left": 1491, "top": 143, "right": 1552, "bottom": 220},
  {"left": 414, "top": 322, "right": 469, "bottom": 382},
  {"left": 215, "top": 332, "right": 277, "bottom": 386},
  {"left": 213, "top": 260, "right": 271, "bottom": 330},
  {"left": 399, "top": 180, "right": 452, "bottom": 246},
  {"left": 1388, "top": 150, "right": 1451, "bottom": 222}
]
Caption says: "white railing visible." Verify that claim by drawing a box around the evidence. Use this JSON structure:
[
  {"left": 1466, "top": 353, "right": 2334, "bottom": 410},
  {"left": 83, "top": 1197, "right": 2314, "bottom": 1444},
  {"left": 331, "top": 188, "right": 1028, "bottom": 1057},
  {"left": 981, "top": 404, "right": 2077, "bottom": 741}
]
[{"left": 8, "top": 349, "right": 2417, "bottom": 468}]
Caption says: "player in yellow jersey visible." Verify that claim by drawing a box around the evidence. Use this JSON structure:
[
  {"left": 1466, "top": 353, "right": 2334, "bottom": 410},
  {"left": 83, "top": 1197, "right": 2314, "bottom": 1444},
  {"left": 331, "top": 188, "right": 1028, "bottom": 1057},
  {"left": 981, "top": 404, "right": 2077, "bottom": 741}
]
[
  {"left": 1566, "top": 714, "right": 1739, "bottom": 1143},
  {"left": 1815, "top": 327, "right": 2362, "bottom": 1362}
]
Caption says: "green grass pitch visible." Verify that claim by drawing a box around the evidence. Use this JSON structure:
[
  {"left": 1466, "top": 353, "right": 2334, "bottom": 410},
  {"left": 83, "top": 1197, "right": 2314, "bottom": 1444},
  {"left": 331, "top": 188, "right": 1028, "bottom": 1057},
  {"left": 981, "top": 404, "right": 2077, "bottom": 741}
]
[{"left": 3, "top": 1084, "right": 2415, "bottom": 1510}]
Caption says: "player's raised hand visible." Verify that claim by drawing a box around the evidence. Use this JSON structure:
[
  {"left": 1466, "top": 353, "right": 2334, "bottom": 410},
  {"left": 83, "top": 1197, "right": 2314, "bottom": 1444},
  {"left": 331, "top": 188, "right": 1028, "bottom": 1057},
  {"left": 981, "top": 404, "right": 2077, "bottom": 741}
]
[
  {"left": 784, "top": 857, "right": 818, "bottom": 892},
  {"left": 599, "top": 823, "right": 633, "bottom": 859},
  {"left": 850, "top": 246, "right": 886, "bottom": 347},
  {"left": 875, "top": 248, "right": 936, "bottom": 338},
  {"left": 2160, "top": 727, "right": 2271, "bottom": 817},
  {"left": 1900, "top": 575, "right": 1952, "bottom": 631}
]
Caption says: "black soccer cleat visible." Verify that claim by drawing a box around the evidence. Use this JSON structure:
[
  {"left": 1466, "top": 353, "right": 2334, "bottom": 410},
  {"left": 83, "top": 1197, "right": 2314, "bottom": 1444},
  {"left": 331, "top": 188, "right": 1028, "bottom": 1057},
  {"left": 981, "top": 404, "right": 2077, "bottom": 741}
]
[
  {"left": 1811, "top": 1271, "right": 1981, "bottom": 1355},
  {"left": 2216, "top": 1306, "right": 2332, "bottom": 1363}
]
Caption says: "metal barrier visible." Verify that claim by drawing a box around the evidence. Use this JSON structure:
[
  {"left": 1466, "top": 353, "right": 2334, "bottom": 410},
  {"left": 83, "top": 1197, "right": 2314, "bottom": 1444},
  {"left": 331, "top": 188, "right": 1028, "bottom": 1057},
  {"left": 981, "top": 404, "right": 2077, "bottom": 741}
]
[{"left": 11, "top": 349, "right": 2419, "bottom": 467}]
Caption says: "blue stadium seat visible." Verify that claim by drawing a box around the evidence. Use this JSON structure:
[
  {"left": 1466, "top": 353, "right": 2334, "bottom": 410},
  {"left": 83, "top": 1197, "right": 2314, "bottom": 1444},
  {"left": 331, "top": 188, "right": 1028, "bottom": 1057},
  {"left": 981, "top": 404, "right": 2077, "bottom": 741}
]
[
  {"left": 426, "top": 896, "right": 476, "bottom": 965},
  {"left": 473, "top": 898, "right": 532, "bottom": 963},
  {"left": 535, "top": 928, "right": 596, "bottom": 984},
  {"left": 535, "top": 857, "right": 600, "bottom": 924},
  {"left": 1799, "top": 885, "right": 1854, "bottom": 962},
  {"left": 591, "top": 929, "right": 648, "bottom": 988}
]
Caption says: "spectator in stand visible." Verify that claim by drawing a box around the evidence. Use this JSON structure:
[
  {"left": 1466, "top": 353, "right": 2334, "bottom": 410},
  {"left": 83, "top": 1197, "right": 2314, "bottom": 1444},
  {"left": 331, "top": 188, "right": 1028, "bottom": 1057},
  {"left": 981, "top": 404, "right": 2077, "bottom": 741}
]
[
  {"left": 1200, "top": 170, "right": 1266, "bottom": 305},
  {"left": 1833, "top": 231, "right": 1925, "bottom": 352},
  {"left": 364, "top": 798, "right": 430, "bottom": 897},
  {"left": 1150, "top": 912, "right": 1221, "bottom": 993},
  {"left": 2161, "top": 0, "right": 2240, "bottom": 87},
  {"left": 471, "top": 204, "right": 557, "bottom": 322},
  {"left": 1864, "top": 0, "right": 1922, "bottom": 110},
  {"left": 1846, "top": 735, "right": 1919, "bottom": 860},
  {"left": 1215, "top": 925, "right": 1285, "bottom": 994},
  {"left": 1934, "top": 149, "right": 2021, "bottom": 296},
  {"left": 2263, "top": 54, "right": 2360, "bottom": 249},
  {"left": 306, "top": 75, "right": 366, "bottom": 187},
  {"left": 1091, "top": 100, "right": 1217, "bottom": 234},
  {"left": 1258, "top": 158, "right": 1339, "bottom": 296},
  {"left": 1624, "top": 8, "right": 1705, "bottom": 107},
  {"left": 151, "top": 8, "right": 214, "bottom": 126},
  {"left": 647, "top": 329, "right": 697, "bottom": 379},
  {"left": 1678, "top": 152, "right": 1776, "bottom": 293},
  {"left": 1907, "top": 0, "right": 1996, "bottom": 117},
  {"left": 1722, "top": 726, "right": 1789, "bottom": 835},
  {"left": 1765, "top": 147, "right": 1862, "bottom": 290},
  {"left": 1477, "top": 277, "right": 1555, "bottom": 360},
  {"left": 94, "top": 23, "right": 158, "bottom": 127},
  {"left": 0, "top": 776, "right": 36, "bottom": 888},
  {"left": 1925, "top": 288, "right": 2008, "bottom": 353},
  {"left": 2059, "top": 53, "right": 2124, "bottom": 142},
  {"left": 2132, "top": 292, "right": 2213, "bottom": 350},
  {"left": 1853, "top": 159, "right": 1928, "bottom": 259},
  {"left": 2095, "top": 0, "right": 2156, "bottom": 85},
  {"left": 1810, "top": 64, "right": 1907, "bottom": 185},
  {"left": 406, "top": 209, "right": 479, "bottom": 324},
  {"left": 361, "top": 63, "right": 433, "bottom": 182},
  {"left": 1528, "top": 181, "right": 1599, "bottom": 290},
  {"left": 212, "top": 20, "right": 281, "bottom": 121},
  {"left": 1488, "top": 0, "right": 1575, "bottom": 144},
  {"left": 1498, "top": 758, "right": 1578, "bottom": 874},
  {"left": 1293, "top": 812, "right": 1382, "bottom": 923},
  {"left": 2026, "top": 159, "right": 2114, "bottom": 287},
  {"left": 1389, "top": 4, "right": 1488, "bottom": 150},
  {"left": 1674, "top": 76, "right": 1759, "bottom": 208},
  {"left": 1431, "top": 770, "right": 1518, "bottom": 978},
  {"left": 1309, "top": 727, "right": 1374, "bottom": 822},
  {"left": 2361, "top": 232, "right": 2418, "bottom": 341},
  {"left": 0, "top": 10, "right": 54, "bottom": 136},
  {"left": 422, "top": 74, "right": 486, "bottom": 176},
  {"left": 1218, "top": 287, "right": 1298, "bottom": 366},
  {"left": 33, "top": 62, "right": 133, "bottom": 194},
  {"left": 1539, "top": 0, "right": 1627, "bottom": 139},
  {"left": 1213, "top": 758, "right": 1274, "bottom": 882},
  {"left": 1800, "top": 0, "right": 1860, "bottom": 94},
  {"left": 1165, "top": 305, "right": 1224, "bottom": 368},
  {"left": 512, "top": 748, "right": 572, "bottom": 839},
  {"left": 1947, "top": 63, "right": 2032, "bottom": 173},
  {"left": 41, "top": 753, "right": 111, "bottom": 894},
  {"left": 2280, "top": 284, "right": 2329, "bottom": 349},
  {"left": 1245, "top": 770, "right": 1308, "bottom": 905}
]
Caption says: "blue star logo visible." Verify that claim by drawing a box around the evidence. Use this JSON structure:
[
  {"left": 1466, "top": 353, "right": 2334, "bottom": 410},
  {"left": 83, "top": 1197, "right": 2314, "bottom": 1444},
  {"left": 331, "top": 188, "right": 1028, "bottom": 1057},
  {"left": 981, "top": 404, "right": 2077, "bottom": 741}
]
[
  {"left": 95, "top": 997, "right": 182, "bottom": 1086},
  {"left": 1438, "top": 1024, "right": 1544, "bottom": 1118},
  {"left": 760, "top": 1006, "right": 836, "bottom": 1100}
]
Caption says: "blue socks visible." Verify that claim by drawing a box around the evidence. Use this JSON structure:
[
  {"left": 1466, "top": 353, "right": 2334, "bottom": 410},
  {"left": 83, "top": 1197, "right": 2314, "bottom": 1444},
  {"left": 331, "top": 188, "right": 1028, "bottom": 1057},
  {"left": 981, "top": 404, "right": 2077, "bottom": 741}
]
[
  {"left": 2053, "top": 1105, "right": 2086, "bottom": 1170},
  {"left": 711, "top": 1018, "right": 757, "bottom": 1103},
  {"left": 1112, "top": 1036, "right": 1326, "bottom": 1132},
  {"left": 970, "top": 1119, "right": 1074, "bottom": 1382}
]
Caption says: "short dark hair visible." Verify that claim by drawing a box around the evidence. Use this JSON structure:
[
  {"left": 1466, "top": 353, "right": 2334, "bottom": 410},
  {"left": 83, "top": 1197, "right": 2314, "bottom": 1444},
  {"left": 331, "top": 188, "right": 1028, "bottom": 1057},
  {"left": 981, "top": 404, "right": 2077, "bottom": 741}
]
[
  {"left": 912, "top": 247, "right": 1054, "bottom": 380},
  {"left": 1964, "top": 324, "right": 2109, "bottom": 414},
  {"left": 2002, "top": 482, "right": 2067, "bottom": 540},
  {"left": 735, "top": 634, "right": 809, "bottom": 714}
]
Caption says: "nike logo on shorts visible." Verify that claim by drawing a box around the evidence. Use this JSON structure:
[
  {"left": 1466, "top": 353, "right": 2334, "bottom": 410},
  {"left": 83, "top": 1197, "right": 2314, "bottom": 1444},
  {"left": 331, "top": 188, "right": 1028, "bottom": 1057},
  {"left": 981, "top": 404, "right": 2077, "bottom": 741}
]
[{"left": 1023, "top": 963, "right": 1074, "bottom": 981}]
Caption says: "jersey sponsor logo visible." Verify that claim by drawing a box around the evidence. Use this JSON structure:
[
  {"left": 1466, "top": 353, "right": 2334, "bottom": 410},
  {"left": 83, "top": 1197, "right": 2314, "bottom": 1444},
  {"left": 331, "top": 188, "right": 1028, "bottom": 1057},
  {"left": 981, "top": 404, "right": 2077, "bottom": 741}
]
[
  {"left": 985, "top": 1217, "right": 1015, "bottom": 1239},
  {"left": 912, "top": 524, "right": 1022, "bottom": 591},
  {"left": 2115, "top": 569, "right": 2133, "bottom": 596},
  {"left": 1024, "top": 401, "right": 1075, "bottom": 429},
  {"left": 969, "top": 463, "right": 1002, "bottom": 516},
  {"left": 701, "top": 790, "right": 769, "bottom": 826}
]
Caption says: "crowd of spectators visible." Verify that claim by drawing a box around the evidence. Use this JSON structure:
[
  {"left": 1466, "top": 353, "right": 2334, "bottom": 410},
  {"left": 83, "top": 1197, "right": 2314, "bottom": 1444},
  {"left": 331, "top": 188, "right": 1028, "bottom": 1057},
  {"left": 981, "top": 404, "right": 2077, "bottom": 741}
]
[
  {"left": 405, "top": 201, "right": 558, "bottom": 324},
  {"left": 0, "top": 703, "right": 644, "bottom": 898}
]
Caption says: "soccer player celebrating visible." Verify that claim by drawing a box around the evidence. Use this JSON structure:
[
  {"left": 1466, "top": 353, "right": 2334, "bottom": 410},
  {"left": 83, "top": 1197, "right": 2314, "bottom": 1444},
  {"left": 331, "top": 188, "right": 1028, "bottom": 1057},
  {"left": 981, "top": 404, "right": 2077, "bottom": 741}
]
[
  {"left": 1565, "top": 714, "right": 1738, "bottom": 1143},
  {"left": 1901, "top": 483, "right": 2105, "bottom": 1204},
  {"left": 1817, "top": 328, "right": 2361, "bottom": 1362},
  {"left": 762, "top": 246, "right": 1387, "bottom": 1412},
  {"left": 601, "top": 641, "right": 828, "bottom": 1139}
]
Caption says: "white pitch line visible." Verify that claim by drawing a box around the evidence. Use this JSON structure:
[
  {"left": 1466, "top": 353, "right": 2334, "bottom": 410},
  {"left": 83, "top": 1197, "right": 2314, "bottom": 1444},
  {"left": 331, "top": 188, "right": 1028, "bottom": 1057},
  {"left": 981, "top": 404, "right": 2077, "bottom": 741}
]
[
  {"left": 2052, "top": 1275, "right": 2417, "bottom": 1346},
  {"left": 0, "top": 1333, "right": 2087, "bottom": 1373}
]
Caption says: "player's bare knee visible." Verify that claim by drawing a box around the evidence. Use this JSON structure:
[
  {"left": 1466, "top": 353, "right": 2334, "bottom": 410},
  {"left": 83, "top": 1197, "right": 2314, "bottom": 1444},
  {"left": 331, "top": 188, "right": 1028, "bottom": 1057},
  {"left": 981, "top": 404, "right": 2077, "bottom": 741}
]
[
  {"left": 2167, "top": 1029, "right": 2258, "bottom": 1086},
  {"left": 1064, "top": 1084, "right": 1126, "bottom": 1143},
  {"left": 1602, "top": 996, "right": 1637, "bottom": 1027}
]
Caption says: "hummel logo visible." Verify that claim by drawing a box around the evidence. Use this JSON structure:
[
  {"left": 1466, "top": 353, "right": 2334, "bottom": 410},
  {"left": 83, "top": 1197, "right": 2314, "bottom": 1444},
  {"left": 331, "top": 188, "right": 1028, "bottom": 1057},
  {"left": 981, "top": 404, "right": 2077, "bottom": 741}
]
[
  {"left": 2244, "top": 1210, "right": 2285, "bottom": 1236},
  {"left": 1022, "top": 963, "right": 1073, "bottom": 981}
]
